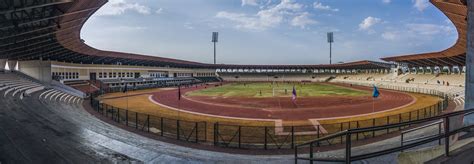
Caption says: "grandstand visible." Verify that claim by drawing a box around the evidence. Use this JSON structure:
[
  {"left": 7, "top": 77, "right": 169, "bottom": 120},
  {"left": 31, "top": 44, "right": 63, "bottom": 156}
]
[{"left": 0, "top": 0, "right": 473, "bottom": 163}]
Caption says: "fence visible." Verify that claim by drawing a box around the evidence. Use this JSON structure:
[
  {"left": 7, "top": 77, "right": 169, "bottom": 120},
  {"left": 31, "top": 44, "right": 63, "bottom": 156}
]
[
  {"left": 335, "top": 81, "right": 450, "bottom": 99},
  {"left": 89, "top": 84, "right": 449, "bottom": 150},
  {"left": 294, "top": 108, "right": 474, "bottom": 164}
]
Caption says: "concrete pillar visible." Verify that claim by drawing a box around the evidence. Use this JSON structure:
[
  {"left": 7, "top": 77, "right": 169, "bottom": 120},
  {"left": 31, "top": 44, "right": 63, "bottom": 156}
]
[
  {"left": 0, "top": 59, "right": 6, "bottom": 70},
  {"left": 7, "top": 60, "right": 17, "bottom": 71},
  {"left": 465, "top": 0, "right": 474, "bottom": 124},
  {"left": 18, "top": 60, "right": 52, "bottom": 83}
]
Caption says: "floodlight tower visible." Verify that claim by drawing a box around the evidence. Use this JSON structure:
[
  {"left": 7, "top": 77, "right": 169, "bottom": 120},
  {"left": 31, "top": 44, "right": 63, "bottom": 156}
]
[
  {"left": 327, "top": 32, "right": 334, "bottom": 64},
  {"left": 212, "top": 32, "right": 219, "bottom": 64}
]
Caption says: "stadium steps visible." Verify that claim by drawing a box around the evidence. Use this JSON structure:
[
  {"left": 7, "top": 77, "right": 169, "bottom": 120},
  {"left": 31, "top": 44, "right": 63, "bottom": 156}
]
[
  {"left": 0, "top": 73, "right": 83, "bottom": 105},
  {"left": 0, "top": 87, "right": 294, "bottom": 163}
]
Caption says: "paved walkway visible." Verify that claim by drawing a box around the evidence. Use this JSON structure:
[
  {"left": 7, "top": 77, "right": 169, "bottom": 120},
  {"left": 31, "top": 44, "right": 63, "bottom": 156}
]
[{"left": 0, "top": 90, "right": 460, "bottom": 163}]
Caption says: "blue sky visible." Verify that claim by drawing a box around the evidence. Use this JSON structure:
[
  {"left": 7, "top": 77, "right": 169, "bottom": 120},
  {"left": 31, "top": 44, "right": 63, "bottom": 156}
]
[{"left": 81, "top": 0, "right": 457, "bottom": 65}]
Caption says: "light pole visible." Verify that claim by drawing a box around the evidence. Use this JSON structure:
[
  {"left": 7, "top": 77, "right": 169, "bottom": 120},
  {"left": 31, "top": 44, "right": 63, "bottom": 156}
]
[
  {"left": 212, "top": 32, "right": 219, "bottom": 64},
  {"left": 327, "top": 32, "right": 334, "bottom": 64}
]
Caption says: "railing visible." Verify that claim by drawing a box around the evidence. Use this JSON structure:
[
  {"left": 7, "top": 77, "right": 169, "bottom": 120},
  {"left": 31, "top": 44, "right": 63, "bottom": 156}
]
[
  {"left": 334, "top": 81, "right": 455, "bottom": 99},
  {"left": 90, "top": 101, "right": 208, "bottom": 143},
  {"left": 400, "top": 120, "right": 443, "bottom": 150},
  {"left": 89, "top": 83, "right": 450, "bottom": 150},
  {"left": 294, "top": 109, "right": 474, "bottom": 164}
]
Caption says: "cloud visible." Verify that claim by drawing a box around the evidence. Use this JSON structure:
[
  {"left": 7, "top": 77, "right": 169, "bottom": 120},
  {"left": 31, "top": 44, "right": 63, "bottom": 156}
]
[
  {"left": 242, "top": 0, "right": 259, "bottom": 6},
  {"left": 313, "top": 2, "right": 339, "bottom": 12},
  {"left": 359, "top": 16, "right": 381, "bottom": 31},
  {"left": 290, "top": 12, "right": 317, "bottom": 29},
  {"left": 184, "top": 22, "right": 194, "bottom": 29},
  {"left": 381, "top": 23, "right": 454, "bottom": 41},
  {"left": 109, "top": 26, "right": 149, "bottom": 32},
  {"left": 95, "top": 0, "right": 150, "bottom": 16},
  {"left": 216, "top": 0, "right": 307, "bottom": 31},
  {"left": 382, "top": 0, "right": 391, "bottom": 4},
  {"left": 381, "top": 31, "right": 398, "bottom": 40},
  {"left": 155, "top": 8, "right": 163, "bottom": 14},
  {"left": 412, "top": 0, "right": 429, "bottom": 11},
  {"left": 405, "top": 23, "right": 454, "bottom": 35}
]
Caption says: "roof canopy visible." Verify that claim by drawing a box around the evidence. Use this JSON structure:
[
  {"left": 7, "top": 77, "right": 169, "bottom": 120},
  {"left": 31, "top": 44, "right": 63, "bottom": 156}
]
[
  {"left": 0, "top": 0, "right": 459, "bottom": 70},
  {"left": 381, "top": 0, "right": 467, "bottom": 67},
  {"left": 215, "top": 60, "right": 393, "bottom": 70}
]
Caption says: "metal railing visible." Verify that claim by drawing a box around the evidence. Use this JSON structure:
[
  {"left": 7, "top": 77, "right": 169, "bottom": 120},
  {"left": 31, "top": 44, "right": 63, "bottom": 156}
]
[
  {"left": 89, "top": 83, "right": 450, "bottom": 150},
  {"left": 294, "top": 109, "right": 474, "bottom": 163},
  {"left": 400, "top": 120, "right": 443, "bottom": 150}
]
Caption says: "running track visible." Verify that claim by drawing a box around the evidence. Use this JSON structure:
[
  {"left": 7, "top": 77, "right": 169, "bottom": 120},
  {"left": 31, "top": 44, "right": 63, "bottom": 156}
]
[{"left": 151, "top": 83, "right": 415, "bottom": 120}]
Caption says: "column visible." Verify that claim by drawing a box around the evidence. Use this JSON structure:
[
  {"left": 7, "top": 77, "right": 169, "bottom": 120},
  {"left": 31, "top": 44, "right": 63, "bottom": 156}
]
[
  {"left": 0, "top": 59, "right": 6, "bottom": 71},
  {"left": 7, "top": 60, "right": 17, "bottom": 71},
  {"left": 465, "top": 0, "right": 474, "bottom": 124}
]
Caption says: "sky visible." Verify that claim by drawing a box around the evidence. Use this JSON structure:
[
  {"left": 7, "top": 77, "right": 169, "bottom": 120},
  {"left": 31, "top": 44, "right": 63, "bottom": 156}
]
[{"left": 81, "top": 0, "right": 457, "bottom": 65}]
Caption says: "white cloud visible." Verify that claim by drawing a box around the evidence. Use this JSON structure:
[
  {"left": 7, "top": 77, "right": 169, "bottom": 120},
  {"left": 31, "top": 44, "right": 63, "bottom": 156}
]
[
  {"left": 96, "top": 0, "right": 150, "bottom": 16},
  {"left": 216, "top": 0, "right": 307, "bottom": 31},
  {"left": 291, "top": 12, "right": 317, "bottom": 29},
  {"left": 381, "top": 31, "right": 397, "bottom": 40},
  {"left": 359, "top": 16, "right": 381, "bottom": 31},
  {"left": 184, "top": 23, "right": 194, "bottom": 29},
  {"left": 109, "top": 26, "right": 148, "bottom": 32},
  {"left": 382, "top": 0, "right": 391, "bottom": 4},
  {"left": 405, "top": 23, "right": 454, "bottom": 35},
  {"left": 155, "top": 8, "right": 163, "bottom": 14},
  {"left": 412, "top": 0, "right": 429, "bottom": 11},
  {"left": 313, "top": 2, "right": 339, "bottom": 12},
  {"left": 381, "top": 23, "right": 454, "bottom": 41},
  {"left": 242, "top": 0, "right": 259, "bottom": 6}
]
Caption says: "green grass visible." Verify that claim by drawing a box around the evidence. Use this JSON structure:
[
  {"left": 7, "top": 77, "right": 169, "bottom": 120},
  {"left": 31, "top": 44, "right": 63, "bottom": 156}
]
[{"left": 186, "top": 82, "right": 369, "bottom": 98}]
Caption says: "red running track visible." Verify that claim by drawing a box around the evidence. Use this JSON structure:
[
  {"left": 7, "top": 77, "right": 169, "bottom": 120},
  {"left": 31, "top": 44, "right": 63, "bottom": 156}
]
[{"left": 151, "top": 83, "right": 415, "bottom": 120}]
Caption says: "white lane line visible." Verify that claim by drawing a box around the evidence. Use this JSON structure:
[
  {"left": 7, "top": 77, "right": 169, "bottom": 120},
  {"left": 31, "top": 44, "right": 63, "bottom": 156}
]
[
  {"left": 309, "top": 119, "right": 328, "bottom": 134},
  {"left": 148, "top": 95, "right": 278, "bottom": 122}
]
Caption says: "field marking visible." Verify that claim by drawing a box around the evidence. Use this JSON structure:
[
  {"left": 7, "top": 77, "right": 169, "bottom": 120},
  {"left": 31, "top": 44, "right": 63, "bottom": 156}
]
[
  {"left": 147, "top": 94, "right": 422, "bottom": 136},
  {"left": 148, "top": 95, "right": 279, "bottom": 122},
  {"left": 181, "top": 91, "right": 418, "bottom": 121},
  {"left": 274, "top": 120, "right": 328, "bottom": 135},
  {"left": 149, "top": 92, "right": 419, "bottom": 122},
  {"left": 182, "top": 95, "right": 267, "bottom": 110},
  {"left": 313, "top": 93, "right": 418, "bottom": 121},
  {"left": 309, "top": 119, "right": 328, "bottom": 134}
]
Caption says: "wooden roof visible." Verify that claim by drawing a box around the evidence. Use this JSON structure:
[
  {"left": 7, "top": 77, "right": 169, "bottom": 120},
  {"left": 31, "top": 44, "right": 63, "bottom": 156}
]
[
  {"left": 0, "top": 0, "right": 418, "bottom": 70},
  {"left": 381, "top": 0, "right": 467, "bottom": 67}
]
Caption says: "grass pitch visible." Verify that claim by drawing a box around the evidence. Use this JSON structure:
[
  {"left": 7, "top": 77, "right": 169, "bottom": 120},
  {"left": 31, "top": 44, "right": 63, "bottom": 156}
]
[{"left": 186, "top": 82, "right": 369, "bottom": 98}]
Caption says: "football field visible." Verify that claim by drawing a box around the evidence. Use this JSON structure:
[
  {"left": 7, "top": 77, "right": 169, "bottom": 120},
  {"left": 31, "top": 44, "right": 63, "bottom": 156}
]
[{"left": 186, "top": 82, "right": 369, "bottom": 98}]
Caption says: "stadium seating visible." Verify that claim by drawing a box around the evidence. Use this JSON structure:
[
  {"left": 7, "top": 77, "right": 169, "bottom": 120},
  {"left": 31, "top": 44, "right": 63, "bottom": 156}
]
[
  {"left": 194, "top": 77, "right": 222, "bottom": 83},
  {"left": 0, "top": 72, "right": 82, "bottom": 104},
  {"left": 219, "top": 73, "right": 333, "bottom": 82},
  {"left": 0, "top": 77, "right": 292, "bottom": 163},
  {"left": 331, "top": 73, "right": 465, "bottom": 99},
  {"left": 64, "top": 80, "right": 100, "bottom": 94}
]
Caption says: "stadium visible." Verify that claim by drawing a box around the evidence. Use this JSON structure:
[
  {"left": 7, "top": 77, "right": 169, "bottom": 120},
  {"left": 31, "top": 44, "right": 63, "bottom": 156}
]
[{"left": 0, "top": 0, "right": 473, "bottom": 163}]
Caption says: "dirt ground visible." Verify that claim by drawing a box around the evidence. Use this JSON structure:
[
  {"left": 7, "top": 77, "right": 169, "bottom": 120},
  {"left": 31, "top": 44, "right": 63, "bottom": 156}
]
[{"left": 151, "top": 83, "right": 417, "bottom": 120}]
